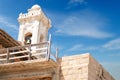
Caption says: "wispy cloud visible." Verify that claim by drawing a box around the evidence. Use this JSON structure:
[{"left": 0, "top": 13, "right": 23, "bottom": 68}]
[
  {"left": 69, "top": 0, "right": 86, "bottom": 4},
  {"left": 109, "top": 53, "right": 120, "bottom": 57},
  {"left": 67, "top": 0, "right": 87, "bottom": 9},
  {"left": 103, "top": 38, "right": 120, "bottom": 50},
  {"left": 67, "top": 38, "right": 120, "bottom": 52},
  {"left": 55, "top": 10, "right": 113, "bottom": 39},
  {"left": 68, "top": 44, "right": 83, "bottom": 51},
  {"left": 67, "top": 44, "right": 99, "bottom": 51},
  {"left": 81, "top": 46, "right": 99, "bottom": 51},
  {"left": 0, "top": 15, "right": 18, "bottom": 30}
]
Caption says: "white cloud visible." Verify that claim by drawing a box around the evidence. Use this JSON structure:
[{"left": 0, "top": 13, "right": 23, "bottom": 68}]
[
  {"left": 109, "top": 53, "right": 120, "bottom": 57},
  {"left": 81, "top": 46, "right": 99, "bottom": 50},
  {"left": 67, "top": 44, "right": 99, "bottom": 51},
  {"left": 0, "top": 15, "right": 18, "bottom": 30},
  {"left": 103, "top": 38, "right": 120, "bottom": 50},
  {"left": 67, "top": 0, "right": 87, "bottom": 9},
  {"left": 68, "top": 44, "right": 83, "bottom": 51},
  {"left": 69, "top": 0, "right": 86, "bottom": 4},
  {"left": 55, "top": 10, "right": 113, "bottom": 39}
]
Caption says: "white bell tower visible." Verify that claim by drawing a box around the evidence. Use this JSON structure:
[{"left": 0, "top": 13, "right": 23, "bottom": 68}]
[{"left": 18, "top": 5, "right": 51, "bottom": 45}]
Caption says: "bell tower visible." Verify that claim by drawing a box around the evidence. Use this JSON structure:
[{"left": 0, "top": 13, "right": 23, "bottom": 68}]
[{"left": 18, "top": 5, "right": 51, "bottom": 45}]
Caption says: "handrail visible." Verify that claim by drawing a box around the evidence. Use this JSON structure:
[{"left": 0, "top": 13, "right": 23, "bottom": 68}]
[
  {"left": 0, "top": 34, "right": 59, "bottom": 64},
  {"left": 8, "top": 42, "right": 48, "bottom": 51},
  {"left": 9, "top": 55, "right": 29, "bottom": 60},
  {"left": 0, "top": 47, "right": 48, "bottom": 56}
]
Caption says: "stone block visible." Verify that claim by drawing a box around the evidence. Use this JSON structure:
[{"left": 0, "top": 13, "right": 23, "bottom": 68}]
[{"left": 60, "top": 53, "right": 114, "bottom": 80}]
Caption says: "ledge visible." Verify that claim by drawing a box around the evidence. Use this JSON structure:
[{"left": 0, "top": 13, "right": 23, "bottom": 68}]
[{"left": 0, "top": 59, "right": 57, "bottom": 73}]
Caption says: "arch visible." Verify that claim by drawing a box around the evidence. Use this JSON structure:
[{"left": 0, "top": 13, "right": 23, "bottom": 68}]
[
  {"left": 25, "top": 32, "right": 32, "bottom": 37},
  {"left": 24, "top": 32, "right": 32, "bottom": 45}
]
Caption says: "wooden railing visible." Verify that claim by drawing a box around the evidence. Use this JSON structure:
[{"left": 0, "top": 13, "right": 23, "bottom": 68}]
[{"left": 0, "top": 35, "right": 58, "bottom": 64}]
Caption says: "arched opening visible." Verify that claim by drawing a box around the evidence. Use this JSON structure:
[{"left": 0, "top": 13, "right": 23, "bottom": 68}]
[{"left": 24, "top": 32, "right": 32, "bottom": 45}]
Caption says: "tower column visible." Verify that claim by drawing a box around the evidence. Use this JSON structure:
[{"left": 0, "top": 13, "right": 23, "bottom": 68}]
[
  {"left": 18, "top": 25, "right": 25, "bottom": 45},
  {"left": 31, "top": 21, "right": 39, "bottom": 44}
]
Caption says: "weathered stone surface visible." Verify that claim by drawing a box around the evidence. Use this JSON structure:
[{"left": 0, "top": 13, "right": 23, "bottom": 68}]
[
  {"left": 59, "top": 53, "right": 114, "bottom": 80},
  {"left": 59, "top": 53, "right": 89, "bottom": 80},
  {"left": 0, "top": 59, "right": 57, "bottom": 72},
  {"left": 0, "top": 59, "right": 57, "bottom": 80},
  {"left": 88, "top": 55, "right": 115, "bottom": 80}
]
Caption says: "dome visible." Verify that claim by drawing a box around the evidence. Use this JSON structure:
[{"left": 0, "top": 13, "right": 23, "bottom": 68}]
[{"left": 31, "top": 4, "right": 40, "bottom": 9}]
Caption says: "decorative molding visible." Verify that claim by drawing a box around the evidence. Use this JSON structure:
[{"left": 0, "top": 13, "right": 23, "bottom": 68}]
[{"left": 18, "top": 5, "right": 51, "bottom": 28}]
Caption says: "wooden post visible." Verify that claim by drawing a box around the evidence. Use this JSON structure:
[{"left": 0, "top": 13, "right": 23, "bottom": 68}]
[
  {"left": 6, "top": 48, "right": 9, "bottom": 63},
  {"left": 28, "top": 45, "right": 32, "bottom": 60},
  {"left": 47, "top": 34, "right": 51, "bottom": 61},
  {"left": 56, "top": 48, "right": 58, "bottom": 61}
]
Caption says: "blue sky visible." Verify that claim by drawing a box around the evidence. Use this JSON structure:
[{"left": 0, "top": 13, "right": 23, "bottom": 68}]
[{"left": 0, "top": 0, "right": 120, "bottom": 79}]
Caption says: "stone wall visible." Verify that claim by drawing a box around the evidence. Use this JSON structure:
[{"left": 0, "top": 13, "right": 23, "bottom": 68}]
[
  {"left": 88, "top": 55, "right": 115, "bottom": 80},
  {"left": 0, "top": 59, "right": 58, "bottom": 80},
  {"left": 59, "top": 53, "right": 89, "bottom": 80},
  {"left": 59, "top": 53, "right": 115, "bottom": 80}
]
